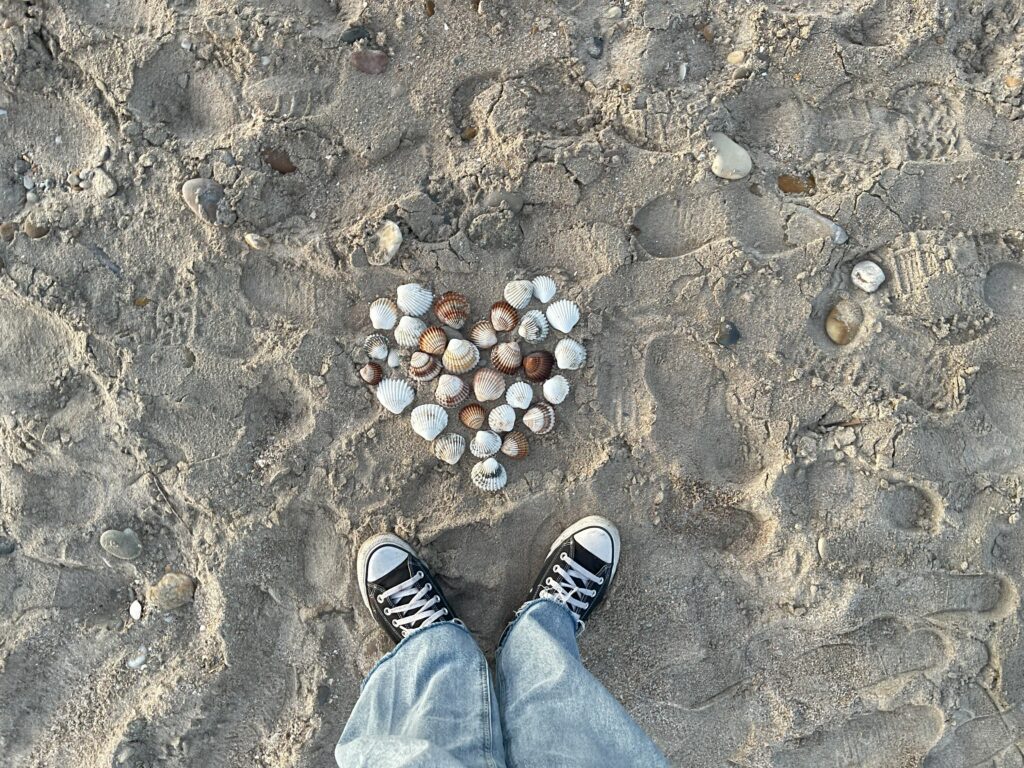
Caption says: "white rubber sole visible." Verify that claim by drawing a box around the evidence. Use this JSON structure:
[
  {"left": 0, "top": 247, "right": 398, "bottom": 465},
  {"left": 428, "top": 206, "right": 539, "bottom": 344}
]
[
  {"left": 356, "top": 533, "right": 417, "bottom": 612},
  {"left": 547, "top": 515, "right": 621, "bottom": 583}
]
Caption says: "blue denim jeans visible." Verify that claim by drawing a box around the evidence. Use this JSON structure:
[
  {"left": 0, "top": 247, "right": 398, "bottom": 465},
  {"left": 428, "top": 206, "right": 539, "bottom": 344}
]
[{"left": 336, "top": 599, "right": 668, "bottom": 767}]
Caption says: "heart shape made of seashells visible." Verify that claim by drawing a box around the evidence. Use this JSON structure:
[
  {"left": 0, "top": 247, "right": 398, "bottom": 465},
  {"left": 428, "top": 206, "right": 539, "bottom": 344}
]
[{"left": 359, "top": 276, "right": 584, "bottom": 492}]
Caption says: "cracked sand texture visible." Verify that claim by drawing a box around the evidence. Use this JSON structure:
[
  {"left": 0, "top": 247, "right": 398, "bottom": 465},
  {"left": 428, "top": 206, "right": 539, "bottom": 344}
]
[{"left": 3, "top": 0, "right": 1024, "bottom": 766}]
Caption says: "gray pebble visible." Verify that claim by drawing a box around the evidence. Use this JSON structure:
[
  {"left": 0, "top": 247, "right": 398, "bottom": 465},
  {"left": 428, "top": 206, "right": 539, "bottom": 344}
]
[
  {"left": 91, "top": 168, "right": 118, "bottom": 198},
  {"left": 148, "top": 572, "right": 196, "bottom": 611},
  {"left": 181, "top": 177, "right": 225, "bottom": 225},
  {"left": 100, "top": 528, "right": 142, "bottom": 560},
  {"left": 0, "top": 536, "right": 15, "bottom": 555}
]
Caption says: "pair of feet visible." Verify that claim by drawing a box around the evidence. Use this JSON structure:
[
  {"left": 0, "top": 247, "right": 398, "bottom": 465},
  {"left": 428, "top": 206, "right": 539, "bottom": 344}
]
[{"left": 357, "top": 516, "right": 620, "bottom": 644}]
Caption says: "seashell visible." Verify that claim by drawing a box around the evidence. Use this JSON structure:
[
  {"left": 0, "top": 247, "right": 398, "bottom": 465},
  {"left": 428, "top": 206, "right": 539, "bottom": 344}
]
[
  {"left": 488, "top": 404, "right": 516, "bottom": 433},
  {"left": 851, "top": 260, "right": 886, "bottom": 294},
  {"left": 471, "top": 457, "right": 507, "bottom": 492},
  {"left": 543, "top": 375, "right": 570, "bottom": 404},
  {"left": 435, "top": 374, "right": 470, "bottom": 408},
  {"left": 369, "top": 297, "right": 399, "bottom": 330},
  {"left": 442, "top": 338, "right": 480, "bottom": 374},
  {"left": 825, "top": 300, "right": 863, "bottom": 346},
  {"left": 473, "top": 368, "right": 506, "bottom": 402},
  {"left": 546, "top": 299, "right": 580, "bottom": 334},
  {"left": 491, "top": 341, "right": 523, "bottom": 375},
  {"left": 410, "top": 404, "right": 448, "bottom": 441},
  {"left": 501, "top": 431, "right": 529, "bottom": 459},
  {"left": 531, "top": 275, "right": 557, "bottom": 303},
  {"left": 395, "top": 316, "right": 427, "bottom": 348},
  {"left": 468, "top": 320, "right": 498, "bottom": 349},
  {"left": 554, "top": 338, "right": 587, "bottom": 370},
  {"left": 364, "top": 333, "right": 389, "bottom": 361},
  {"left": 387, "top": 349, "right": 402, "bottom": 368},
  {"left": 470, "top": 430, "right": 503, "bottom": 458},
  {"left": 491, "top": 301, "right": 519, "bottom": 332},
  {"left": 408, "top": 351, "right": 441, "bottom": 382},
  {"left": 418, "top": 326, "right": 449, "bottom": 356},
  {"left": 517, "top": 309, "right": 549, "bottom": 343},
  {"left": 376, "top": 378, "right": 415, "bottom": 414},
  {"left": 505, "top": 381, "right": 534, "bottom": 410},
  {"left": 434, "top": 291, "right": 471, "bottom": 329},
  {"left": 359, "top": 362, "right": 383, "bottom": 385},
  {"left": 504, "top": 280, "right": 534, "bottom": 309},
  {"left": 433, "top": 433, "right": 466, "bottom": 465},
  {"left": 523, "top": 402, "right": 555, "bottom": 435},
  {"left": 523, "top": 350, "right": 554, "bottom": 381},
  {"left": 396, "top": 283, "right": 434, "bottom": 317},
  {"left": 459, "top": 403, "right": 486, "bottom": 429}
]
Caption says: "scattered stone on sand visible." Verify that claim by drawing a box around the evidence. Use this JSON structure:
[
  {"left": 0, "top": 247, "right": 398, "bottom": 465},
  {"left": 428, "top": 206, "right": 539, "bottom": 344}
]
[
  {"left": 129, "top": 600, "right": 143, "bottom": 621},
  {"left": 22, "top": 216, "right": 50, "bottom": 239},
  {"left": 148, "top": 572, "right": 195, "bottom": 611},
  {"left": 91, "top": 168, "right": 118, "bottom": 198},
  {"left": 351, "top": 48, "right": 389, "bottom": 75},
  {"left": 851, "top": 260, "right": 886, "bottom": 293},
  {"left": 777, "top": 173, "right": 816, "bottom": 194},
  {"left": 244, "top": 232, "right": 269, "bottom": 250},
  {"left": 0, "top": 536, "right": 15, "bottom": 555},
  {"left": 825, "top": 300, "right": 864, "bottom": 346},
  {"left": 726, "top": 50, "right": 746, "bottom": 65},
  {"left": 372, "top": 220, "right": 403, "bottom": 264},
  {"left": 709, "top": 132, "right": 752, "bottom": 180},
  {"left": 794, "top": 205, "right": 848, "bottom": 244},
  {"left": 587, "top": 36, "right": 604, "bottom": 59},
  {"left": 716, "top": 321, "right": 741, "bottom": 346},
  {"left": 100, "top": 528, "right": 143, "bottom": 560},
  {"left": 340, "top": 25, "right": 371, "bottom": 44},
  {"left": 0, "top": 222, "right": 15, "bottom": 242},
  {"left": 126, "top": 646, "right": 148, "bottom": 669},
  {"left": 181, "top": 178, "right": 225, "bottom": 225}
]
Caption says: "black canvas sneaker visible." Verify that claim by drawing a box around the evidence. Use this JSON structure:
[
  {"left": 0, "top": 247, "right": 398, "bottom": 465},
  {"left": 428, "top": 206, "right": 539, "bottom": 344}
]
[
  {"left": 528, "top": 516, "right": 620, "bottom": 633},
  {"left": 357, "top": 533, "right": 459, "bottom": 644}
]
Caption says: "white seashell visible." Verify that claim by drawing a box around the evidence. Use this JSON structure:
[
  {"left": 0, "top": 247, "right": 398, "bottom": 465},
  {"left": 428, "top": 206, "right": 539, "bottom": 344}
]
[
  {"left": 473, "top": 368, "right": 505, "bottom": 402},
  {"left": 532, "top": 275, "right": 557, "bottom": 303},
  {"left": 543, "top": 375, "right": 570, "bottom": 404},
  {"left": 369, "top": 298, "right": 399, "bottom": 330},
  {"left": 442, "top": 338, "right": 480, "bottom": 374},
  {"left": 471, "top": 457, "right": 507, "bottom": 492},
  {"left": 435, "top": 374, "right": 470, "bottom": 408},
  {"left": 396, "top": 283, "right": 434, "bottom": 317},
  {"left": 387, "top": 349, "right": 402, "bottom": 368},
  {"left": 395, "top": 316, "right": 427, "bottom": 348},
  {"left": 523, "top": 402, "right": 555, "bottom": 435},
  {"left": 376, "top": 378, "right": 414, "bottom": 414},
  {"left": 503, "top": 280, "right": 534, "bottom": 309},
  {"left": 488, "top": 404, "right": 516, "bottom": 433},
  {"left": 517, "top": 309, "right": 549, "bottom": 343},
  {"left": 709, "top": 132, "right": 752, "bottom": 180},
  {"left": 554, "top": 338, "right": 587, "bottom": 370},
  {"left": 851, "top": 260, "right": 886, "bottom": 293},
  {"left": 433, "top": 433, "right": 466, "bottom": 465},
  {"left": 546, "top": 299, "right": 580, "bottom": 334},
  {"left": 126, "top": 645, "right": 148, "bottom": 670},
  {"left": 410, "top": 404, "right": 448, "bottom": 441},
  {"left": 505, "top": 381, "right": 534, "bottom": 410},
  {"left": 377, "top": 220, "right": 403, "bottom": 260},
  {"left": 468, "top": 320, "right": 498, "bottom": 349},
  {"left": 470, "top": 430, "right": 502, "bottom": 458},
  {"left": 364, "top": 333, "right": 389, "bottom": 361}
]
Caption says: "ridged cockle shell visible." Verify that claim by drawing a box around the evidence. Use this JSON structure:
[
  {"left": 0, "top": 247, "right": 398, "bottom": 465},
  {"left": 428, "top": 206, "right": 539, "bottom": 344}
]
[
  {"left": 410, "top": 404, "right": 448, "bottom": 440},
  {"left": 435, "top": 374, "right": 470, "bottom": 408},
  {"left": 501, "top": 431, "right": 529, "bottom": 459},
  {"left": 376, "top": 378, "right": 415, "bottom": 415},
  {"left": 360, "top": 362, "right": 383, "bottom": 385},
  {"left": 369, "top": 297, "right": 399, "bottom": 330},
  {"left": 491, "top": 301, "right": 519, "bottom": 332},
  {"left": 554, "top": 338, "right": 587, "bottom": 370},
  {"left": 434, "top": 291, "right": 471, "bottom": 329},
  {"left": 546, "top": 299, "right": 580, "bottom": 334},
  {"left": 505, "top": 381, "right": 533, "bottom": 409},
  {"left": 473, "top": 368, "right": 505, "bottom": 402},
  {"left": 418, "top": 326, "right": 448, "bottom": 356},
  {"left": 488, "top": 404, "right": 516, "bottom": 433},
  {"left": 491, "top": 341, "right": 522, "bottom": 375},
  {"left": 433, "top": 433, "right": 466, "bottom": 465},
  {"left": 442, "top": 338, "right": 480, "bottom": 374},
  {"left": 517, "top": 309, "right": 549, "bottom": 343},
  {"left": 531, "top": 275, "right": 556, "bottom": 303},
  {"left": 408, "top": 352, "right": 441, "bottom": 382},
  {"left": 395, "top": 316, "right": 427, "bottom": 348},
  {"left": 470, "top": 430, "right": 502, "bottom": 458},
  {"left": 364, "top": 334, "right": 389, "bottom": 361},
  {"left": 471, "top": 458, "right": 507, "bottom": 492},
  {"left": 503, "top": 280, "right": 534, "bottom": 310},
  {"left": 396, "top": 283, "right": 433, "bottom": 317},
  {"left": 543, "top": 375, "right": 570, "bottom": 404},
  {"left": 468, "top": 320, "right": 498, "bottom": 349},
  {"left": 523, "top": 402, "right": 555, "bottom": 434},
  {"left": 459, "top": 403, "right": 486, "bottom": 429},
  {"left": 523, "top": 350, "right": 554, "bottom": 381}
]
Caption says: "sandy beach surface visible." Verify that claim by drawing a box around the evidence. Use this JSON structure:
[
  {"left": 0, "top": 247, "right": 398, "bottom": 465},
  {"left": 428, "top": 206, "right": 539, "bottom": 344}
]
[{"left": 3, "top": 0, "right": 1024, "bottom": 765}]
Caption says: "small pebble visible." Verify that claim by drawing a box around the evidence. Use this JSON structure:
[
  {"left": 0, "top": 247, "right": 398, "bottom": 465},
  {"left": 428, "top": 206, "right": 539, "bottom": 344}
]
[
  {"left": 91, "top": 168, "right": 118, "bottom": 198},
  {"left": 129, "top": 600, "right": 143, "bottom": 621},
  {"left": 0, "top": 536, "right": 15, "bottom": 555},
  {"left": 22, "top": 217, "right": 50, "bottom": 239},
  {"left": 716, "top": 321, "right": 741, "bottom": 346},
  {"left": 0, "top": 222, "right": 15, "bottom": 242},
  {"left": 825, "top": 300, "right": 863, "bottom": 346},
  {"left": 126, "top": 646, "right": 148, "bottom": 669},
  {"left": 100, "top": 528, "right": 143, "bottom": 560},
  {"left": 340, "top": 25, "right": 371, "bottom": 44},
  {"left": 244, "top": 232, "right": 269, "bottom": 250},
  {"left": 726, "top": 50, "right": 746, "bottom": 65},
  {"left": 351, "top": 48, "right": 389, "bottom": 75},
  {"left": 181, "top": 178, "right": 224, "bottom": 225},
  {"left": 709, "top": 132, "right": 752, "bottom": 180},
  {"left": 586, "top": 36, "right": 604, "bottom": 59},
  {"left": 851, "top": 260, "right": 886, "bottom": 293},
  {"left": 148, "top": 572, "right": 195, "bottom": 611}
]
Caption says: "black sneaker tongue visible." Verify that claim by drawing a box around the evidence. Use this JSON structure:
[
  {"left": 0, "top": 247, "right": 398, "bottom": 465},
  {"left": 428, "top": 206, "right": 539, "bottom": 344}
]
[
  {"left": 375, "top": 559, "right": 416, "bottom": 592},
  {"left": 571, "top": 541, "right": 607, "bottom": 576}
]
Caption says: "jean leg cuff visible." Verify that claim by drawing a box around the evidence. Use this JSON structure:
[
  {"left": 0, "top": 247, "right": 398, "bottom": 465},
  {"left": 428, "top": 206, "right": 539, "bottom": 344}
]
[{"left": 359, "top": 619, "right": 476, "bottom": 691}]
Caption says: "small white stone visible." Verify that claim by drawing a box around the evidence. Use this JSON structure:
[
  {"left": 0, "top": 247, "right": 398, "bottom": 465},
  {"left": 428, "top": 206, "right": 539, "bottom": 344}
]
[
  {"left": 130, "top": 600, "right": 143, "bottom": 621},
  {"left": 376, "top": 220, "right": 403, "bottom": 260},
  {"left": 851, "top": 260, "right": 886, "bottom": 293},
  {"left": 244, "top": 232, "right": 269, "bottom": 250},
  {"left": 91, "top": 168, "right": 118, "bottom": 198},
  {"left": 709, "top": 132, "right": 752, "bottom": 180},
  {"left": 126, "top": 646, "right": 148, "bottom": 669}
]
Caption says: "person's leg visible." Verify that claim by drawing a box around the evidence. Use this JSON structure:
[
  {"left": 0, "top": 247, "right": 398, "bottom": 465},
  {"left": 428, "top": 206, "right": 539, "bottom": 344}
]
[
  {"left": 336, "top": 534, "right": 505, "bottom": 768},
  {"left": 495, "top": 517, "right": 668, "bottom": 768}
]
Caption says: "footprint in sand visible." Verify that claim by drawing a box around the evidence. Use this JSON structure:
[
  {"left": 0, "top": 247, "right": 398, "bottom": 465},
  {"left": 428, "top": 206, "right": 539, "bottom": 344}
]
[
  {"left": 847, "top": 570, "right": 1014, "bottom": 624},
  {"left": 772, "top": 705, "right": 943, "bottom": 768},
  {"left": 984, "top": 262, "right": 1024, "bottom": 317},
  {"left": 643, "top": 334, "right": 758, "bottom": 485}
]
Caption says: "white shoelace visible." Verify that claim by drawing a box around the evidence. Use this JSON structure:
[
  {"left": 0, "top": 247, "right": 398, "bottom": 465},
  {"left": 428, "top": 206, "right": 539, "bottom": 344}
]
[
  {"left": 540, "top": 552, "right": 604, "bottom": 624},
  {"left": 376, "top": 570, "right": 449, "bottom": 637}
]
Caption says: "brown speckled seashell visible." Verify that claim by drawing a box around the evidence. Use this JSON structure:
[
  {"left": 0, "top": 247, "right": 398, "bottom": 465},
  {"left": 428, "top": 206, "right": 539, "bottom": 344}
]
[
  {"left": 434, "top": 291, "right": 471, "bottom": 329},
  {"left": 523, "top": 350, "right": 554, "bottom": 382},
  {"left": 459, "top": 403, "right": 486, "bottom": 430},
  {"left": 491, "top": 341, "right": 522, "bottom": 375},
  {"left": 435, "top": 374, "right": 471, "bottom": 408},
  {"left": 490, "top": 301, "right": 519, "bottom": 332},
  {"left": 408, "top": 352, "right": 441, "bottom": 382},
  {"left": 468, "top": 320, "right": 498, "bottom": 349},
  {"left": 523, "top": 402, "right": 555, "bottom": 435},
  {"left": 501, "top": 431, "right": 529, "bottom": 459},
  {"left": 359, "top": 362, "right": 383, "bottom": 385},
  {"left": 419, "top": 326, "right": 449, "bottom": 356}
]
